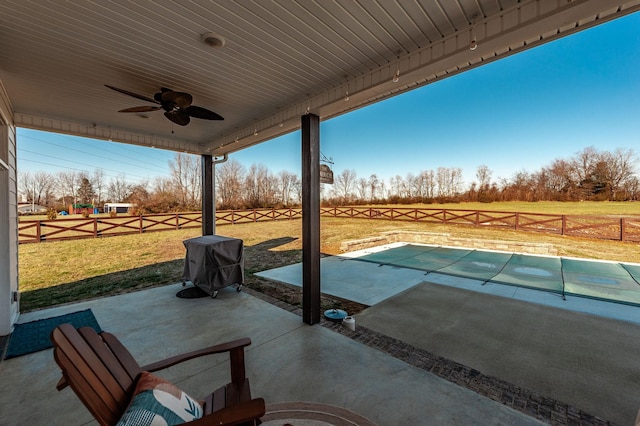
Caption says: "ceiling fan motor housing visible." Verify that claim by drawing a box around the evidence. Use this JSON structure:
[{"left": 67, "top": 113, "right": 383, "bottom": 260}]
[{"left": 106, "top": 84, "right": 224, "bottom": 125}]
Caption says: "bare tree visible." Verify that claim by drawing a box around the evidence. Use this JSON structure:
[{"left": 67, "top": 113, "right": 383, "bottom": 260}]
[
  {"left": 368, "top": 174, "right": 380, "bottom": 201},
  {"left": 18, "top": 171, "right": 56, "bottom": 208},
  {"left": 571, "top": 146, "right": 600, "bottom": 199},
  {"left": 93, "top": 169, "right": 106, "bottom": 206},
  {"left": 544, "top": 159, "right": 574, "bottom": 199},
  {"left": 277, "top": 170, "right": 299, "bottom": 206},
  {"left": 107, "top": 173, "right": 131, "bottom": 202},
  {"left": 388, "top": 175, "right": 403, "bottom": 198},
  {"left": 422, "top": 170, "right": 436, "bottom": 199},
  {"left": 124, "top": 181, "right": 150, "bottom": 213},
  {"left": 530, "top": 169, "right": 551, "bottom": 201},
  {"left": 450, "top": 167, "right": 464, "bottom": 196},
  {"left": 595, "top": 148, "right": 636, "bottom": 200},
  {"left": 244, "top": 164, "right": 261, "bottom": 208},
  {"left": 476, "top": 165, "right": 493, "bottom": 191},
  {"left": 378, "top": 180, "right": 387, "bottom": 199},
  {"left": 622, "top": 176, "right": 640, "bottom": 200},
  {"left": 153, "top": 176, "right": 172, "bottom": 194},
  {"left": 169, "top": 153, "right": 201, "bottom": 210},
  {"left": 404, "top": 173, "right": 416, "bottom": 198},
  {"left": 146, "top": 176, "right": 179, "bottom": 212},
  {"left": 410, "top": 172, "right": 425, "bottom": 199},
  {"left": 58, "top": 170, "right": 79, "bottom": 208},
  {"left": 412, "top": 170, "right": 435, "bottom": 199},
  {"left": 435, "top": 167, "right": 463, "bottom": 197},
  {"left": 356, "top": 177, "right": 368, "bottom": 200},
  {"left": 503, "top": 170, "right": 532, "bottom": 201},
  {"left": 475, "top": 165, "right": 495, "bottom": 201},
  {"left": 18, "top": 171, "right": 33, "bottom": 204},
  {"left": 244, "top": 163, "right": 275, "bottom": 208},
  {"left": 436, "top": 167, "right": 448, "bottom": 197},
  {"left": 333, "top": 169, "right": 357, "bottom": 202},
  {"left": 216, "top": 159, "right": 245, "bottom": 209}
]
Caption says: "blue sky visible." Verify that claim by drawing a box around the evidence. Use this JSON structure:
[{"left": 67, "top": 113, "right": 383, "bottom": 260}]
[{"left": 17, "top": 11, "right": 640, "bottom": 187}]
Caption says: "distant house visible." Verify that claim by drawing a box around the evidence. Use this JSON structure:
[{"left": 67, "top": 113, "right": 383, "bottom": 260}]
[
  {"left": 69, "top": 204, "right": 94, "bottom": 215},
  {"left": 17, "top": 203, "right": 47, "bottom": 214},
  {"left": 103, "top": 203, "right": 135, "bottom": 214}
]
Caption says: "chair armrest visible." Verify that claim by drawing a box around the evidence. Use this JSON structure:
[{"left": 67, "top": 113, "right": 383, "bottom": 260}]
[
  {"left": 187, "top": 398, "right": 265, "bottom": 426},
  {"left": 140, "top": 337, "right": 251, "bottom": 372}
]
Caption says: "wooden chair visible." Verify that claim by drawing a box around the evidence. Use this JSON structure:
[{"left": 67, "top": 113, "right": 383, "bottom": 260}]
[{"left": 50, "top": 323, "right": 265, "bottom": 425}]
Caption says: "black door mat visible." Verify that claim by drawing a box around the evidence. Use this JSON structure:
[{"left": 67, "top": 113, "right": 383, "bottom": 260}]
[{"left": 4, "top": 309, "right": 101, "bottom": 359}]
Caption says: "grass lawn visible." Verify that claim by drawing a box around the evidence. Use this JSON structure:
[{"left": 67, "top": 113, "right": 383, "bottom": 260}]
[{"left": 18, "top": 210, "right": 640, "bottom": 312}]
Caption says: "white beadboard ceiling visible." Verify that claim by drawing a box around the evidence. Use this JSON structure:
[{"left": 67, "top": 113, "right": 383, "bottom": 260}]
[{"left": 0, "top": 0, "right": 638, "bottom": 156}]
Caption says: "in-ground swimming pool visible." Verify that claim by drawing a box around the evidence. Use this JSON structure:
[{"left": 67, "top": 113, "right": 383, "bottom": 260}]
[{"left": 354, "top": 244, "right": 640, "bottom": 306}]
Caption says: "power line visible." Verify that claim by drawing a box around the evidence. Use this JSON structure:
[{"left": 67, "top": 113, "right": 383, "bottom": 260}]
[
  {"left": 57, "top": 133, "right": 175, "bottom": 166},
  {"left": 19, "top": 134, "right": 165, "bottom": 173},
  {"left": 17, "top": 157, "right": 155, "bottom": 184}
]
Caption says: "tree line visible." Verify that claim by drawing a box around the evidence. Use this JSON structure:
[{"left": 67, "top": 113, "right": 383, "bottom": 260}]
[
  {"left": 325, "top": 146, "right": 638, "bottom": 204},
  {"left": 18, "top": 146, "right": 638, "bottom": 214},
  {"left": 19, "top": 153, "right": 202, "bottom": 213}
]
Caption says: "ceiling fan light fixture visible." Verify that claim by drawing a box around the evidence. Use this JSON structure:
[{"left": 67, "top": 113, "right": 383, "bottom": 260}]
[
  {"left": 469, "top": 13, "right": 480, "bottom": 51},
  {"left": 201, "top": 32, "right": 226, "bottom": 48}
]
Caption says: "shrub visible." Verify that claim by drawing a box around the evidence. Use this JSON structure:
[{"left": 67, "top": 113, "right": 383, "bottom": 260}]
[
  {"left": 46, "top": 209, "right": 57, "bottom": 220},
  {"left": 130, "top": 207, "right": 146, "bottom": 216}
]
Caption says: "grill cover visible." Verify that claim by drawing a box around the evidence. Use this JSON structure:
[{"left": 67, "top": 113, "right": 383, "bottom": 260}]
[{"left": 182, "top": 235, "right": 244, "bottom": 296}]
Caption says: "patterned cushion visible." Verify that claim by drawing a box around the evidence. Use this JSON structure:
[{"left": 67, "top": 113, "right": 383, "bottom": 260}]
[{"left": 116, "top": 371, "right": 203, "bottom": 426}]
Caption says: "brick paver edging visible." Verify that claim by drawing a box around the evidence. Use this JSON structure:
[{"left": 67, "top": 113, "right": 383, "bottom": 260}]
[{"left": 244, "top": 287, "right": 614, "bottom": 426}]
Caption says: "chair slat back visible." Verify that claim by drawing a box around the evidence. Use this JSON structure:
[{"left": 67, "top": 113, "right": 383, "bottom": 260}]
[{"left": 51, "top": 323, "right": 142, "bottom": 426}]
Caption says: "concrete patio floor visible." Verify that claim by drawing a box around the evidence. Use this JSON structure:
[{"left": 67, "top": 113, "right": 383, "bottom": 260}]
[
  {"left": 0, "top": 282, "right": 544, "bottom": 426},
  {"left": 4, "top": 241, "right": 640, "bottom": 425},
  {"left": 256, "top": 243, "right": 640, "bottom": 425}
]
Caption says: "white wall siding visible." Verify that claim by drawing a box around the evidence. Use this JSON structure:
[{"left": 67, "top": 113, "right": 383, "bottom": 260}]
[{"left": 0, "top": 80, "right": 18, "bottom": 336}]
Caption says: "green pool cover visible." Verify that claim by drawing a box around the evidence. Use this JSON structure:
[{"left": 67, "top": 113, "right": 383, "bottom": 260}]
[{"left": 356, "top": 244, "right": 640, "bottom": 306}]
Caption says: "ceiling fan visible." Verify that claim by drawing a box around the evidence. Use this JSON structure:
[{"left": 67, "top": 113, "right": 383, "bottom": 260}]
[{"left": 105, "top": 85, "right": 223, "bottom": 126}]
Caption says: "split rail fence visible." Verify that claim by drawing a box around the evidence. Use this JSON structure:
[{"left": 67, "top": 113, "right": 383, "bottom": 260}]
[{"left": 18, "top": 207, "right": 640, "bottom": 244}]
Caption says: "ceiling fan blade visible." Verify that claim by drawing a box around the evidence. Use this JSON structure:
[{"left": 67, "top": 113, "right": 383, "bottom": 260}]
[
  {"left": 161, "top": 90, "right": 193, "bottom": 108},
  {"left": 105, "top": 85, "right": 159, "bottom": 104},
  {"left": 118, "top": 106, "right": 162, "bottom": 113},
  {"left": 164, "top": 110, "right": 190, "bottom": 126},
  {"left": 185, "top": 105, "right": 224, "bottom": 120}
]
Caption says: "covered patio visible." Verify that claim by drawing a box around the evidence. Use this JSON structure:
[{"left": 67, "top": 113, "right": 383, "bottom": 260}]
[
  {"left": 2, "top": 1, "right": 640, "bottom": 425},
  {"left": 0, "top": 281, "right": 595, "bottom": 425},
  {"left": 3, "top": 265, "right": 640, "bottom": 424},
  {"left": 3, "top": 0, "right": 640, "bottom": 331}
]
